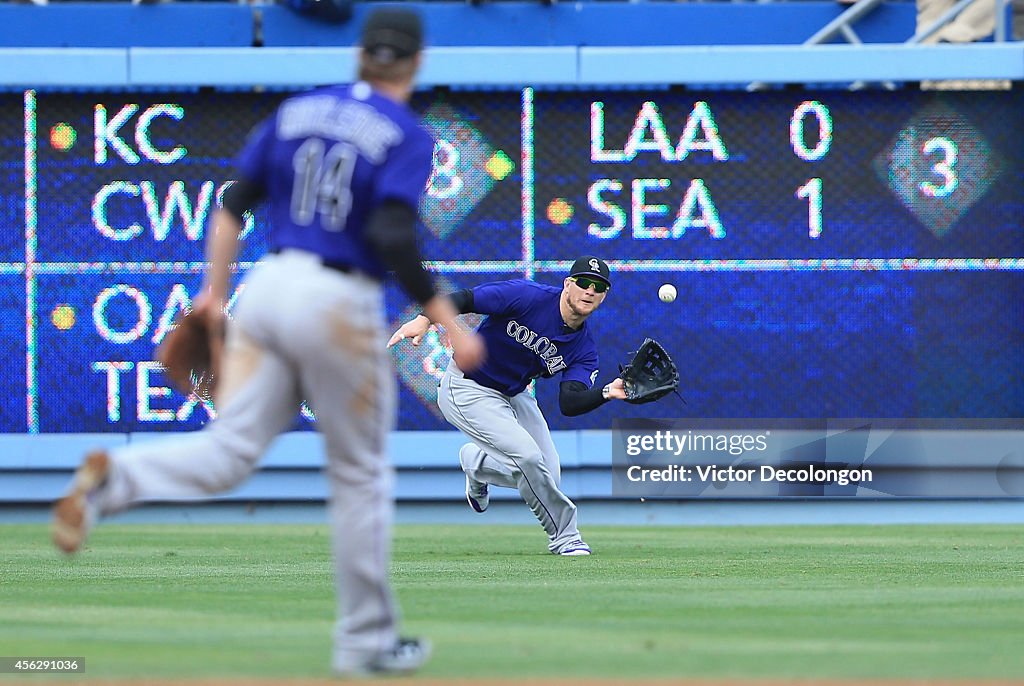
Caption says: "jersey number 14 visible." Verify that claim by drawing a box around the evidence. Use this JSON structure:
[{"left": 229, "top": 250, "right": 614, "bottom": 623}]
[{"left": 290, "top": 138, "right": 357, "bottom": 231}]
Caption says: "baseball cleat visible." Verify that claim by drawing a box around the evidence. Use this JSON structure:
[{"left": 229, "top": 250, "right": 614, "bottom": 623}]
[
  {"left": 557, "top": 539, "right": 592, "bottom": 556},
  {"left": 334, "top": 637, "right": 432, "bottom": 676},
  {"left": 465, "top": 474, "right": 489, "bottom": 513},
  {"left": 52, "top": 450, "right": 110, "bottom": 555},
  {"left": 370, "top": 637, "right": 432, "bottom": 674}
]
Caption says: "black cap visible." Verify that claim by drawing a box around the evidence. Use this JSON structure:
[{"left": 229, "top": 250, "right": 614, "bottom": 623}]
[
  {"left": 569, "top": 255, "right": 611, "bottom": 286},
  {"left": 361, "top": 8, "right": 423, "bottom": 64}
]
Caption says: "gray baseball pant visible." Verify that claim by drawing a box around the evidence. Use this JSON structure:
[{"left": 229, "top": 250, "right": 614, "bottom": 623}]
[{"left": 437, "top": 361, "right": 581, "bottom": 553}]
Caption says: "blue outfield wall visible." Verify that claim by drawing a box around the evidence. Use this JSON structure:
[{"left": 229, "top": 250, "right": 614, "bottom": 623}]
[
  {"left": 2, "top": 430, "right": 1023, "bottom": 506},
  {"left": 0, "top": 431, "right": 613, "bottom": 504}
]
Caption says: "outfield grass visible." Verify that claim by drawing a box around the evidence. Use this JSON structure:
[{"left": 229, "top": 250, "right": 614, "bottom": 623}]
[{"left": 1, "top": 523, "right": 1023, "bottom": 681}]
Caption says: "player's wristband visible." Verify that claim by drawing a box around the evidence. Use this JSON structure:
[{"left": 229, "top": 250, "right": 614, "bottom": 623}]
[{"left": 602, "top": 384, "right": 612, "bottom": 400}]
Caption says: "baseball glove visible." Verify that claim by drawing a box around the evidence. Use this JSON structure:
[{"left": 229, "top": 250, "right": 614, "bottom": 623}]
[
  {"left": 156, "top": 309, "right": 222, "bottom": 402},
  {"left": 619, "top": 338, "right": 680, "bottom": 404}
]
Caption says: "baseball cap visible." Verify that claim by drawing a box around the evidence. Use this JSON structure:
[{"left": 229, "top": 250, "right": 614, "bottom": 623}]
[
  {"left": 569, "top": 255, "right": 611, "bottom": 286},
  {"left": 361, "top": 8, "right": 423, "bottom": 63}
]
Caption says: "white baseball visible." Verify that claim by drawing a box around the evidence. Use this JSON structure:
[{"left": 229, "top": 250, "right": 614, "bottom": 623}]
[{"left": 658, "top": 283, "right": 677, "bottom": 303}]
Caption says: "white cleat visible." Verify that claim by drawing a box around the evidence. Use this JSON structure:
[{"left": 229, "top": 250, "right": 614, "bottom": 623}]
[
  {"left": 52, "top": 450, "right": 110, "bottom": 555},
  {"left": 465, "top": 474, "right": 489, "bottom": 513},
  {"left": 557, "top": 539, "right": 592, "bottom": 556},
  {"left": 334, "top": 637, "right": 432, "bottom": 677}
]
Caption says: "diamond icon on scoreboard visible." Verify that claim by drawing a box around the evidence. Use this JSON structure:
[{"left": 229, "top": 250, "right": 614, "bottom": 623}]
[
  {"left": 419, "top": 104, "right": 511, "bottom": 239},
  {"left": 872, "top": 102, "right": 1003, "bottom": 238}
]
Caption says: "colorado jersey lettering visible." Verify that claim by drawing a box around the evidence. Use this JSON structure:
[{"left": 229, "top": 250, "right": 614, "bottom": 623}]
[
  {"left": 234, "top": 82, "right": 434, "bottom": 279},
  {"left": 465, "top": 280, "right": 599, "bottom": 396},
  {"left": 505, "top": 320, "right": 566, "bottom": 375}
]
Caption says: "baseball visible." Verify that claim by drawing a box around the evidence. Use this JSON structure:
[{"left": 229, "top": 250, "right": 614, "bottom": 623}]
[{"left": 658, "top": 283, "right": 677, "bottom": 303}]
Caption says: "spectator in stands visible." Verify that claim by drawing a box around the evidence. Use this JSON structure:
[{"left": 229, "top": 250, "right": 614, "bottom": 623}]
[
  {"left": 916, "top": 0, "right": 1019, "bottom": 89},
  {"left": 916, "top": 0, "right": 995, "bottom": 43}
]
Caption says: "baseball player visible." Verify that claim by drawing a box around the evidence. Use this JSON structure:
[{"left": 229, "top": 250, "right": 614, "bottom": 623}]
[
  {"left": 388, "top": 256, "right": 628, "bottom": 556},
  {"left": 52, "top": 8, "right": 485, "bottom": 676}
]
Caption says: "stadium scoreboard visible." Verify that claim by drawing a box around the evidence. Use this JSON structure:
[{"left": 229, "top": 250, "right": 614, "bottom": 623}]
[{"left": 0, "top": 88, "right": 1020, "bottom": 432}]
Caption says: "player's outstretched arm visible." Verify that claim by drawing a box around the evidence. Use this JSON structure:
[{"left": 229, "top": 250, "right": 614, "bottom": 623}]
[
  {"left": 421, "top": 296, "right": 486, "bottom": 371},
  {"left": 387, "top": 314, "right": 432, "bottom": 347},
  {"left": 387, "top": 300, "right": 485, "bottom": 371},
  {"left": 387, "top": 288, "right": 475, "bottom": 347},
  {"left": 559, "top": 377, "right": 626, "bottom": 417}
]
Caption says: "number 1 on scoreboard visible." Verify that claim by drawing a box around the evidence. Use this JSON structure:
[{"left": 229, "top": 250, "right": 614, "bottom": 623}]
[{"left": 796, "top": 177, "right": 823, "bottom": 239}]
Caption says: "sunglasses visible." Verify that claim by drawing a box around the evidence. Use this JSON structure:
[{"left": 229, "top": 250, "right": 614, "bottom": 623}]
[{"left": 570, "top": 276, "right": 609, "bottom": 293}]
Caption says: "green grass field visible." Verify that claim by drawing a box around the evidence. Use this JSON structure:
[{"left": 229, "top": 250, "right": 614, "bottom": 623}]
[{"left": 2, "top": 523, "right": 1023, "bottom": 682}]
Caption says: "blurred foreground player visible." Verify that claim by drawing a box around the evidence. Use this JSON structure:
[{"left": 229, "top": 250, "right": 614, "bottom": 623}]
[{"left": 52, "top": 8, "right": 484, "bottom": 677}]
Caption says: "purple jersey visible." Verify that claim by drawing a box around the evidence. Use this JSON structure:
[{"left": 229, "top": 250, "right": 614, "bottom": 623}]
[
  {"left": 235, "top": 82, "right": 434, "bottom": 278},
  {"left": 465, "top": 279, "right": 599, "bottom": 396}
]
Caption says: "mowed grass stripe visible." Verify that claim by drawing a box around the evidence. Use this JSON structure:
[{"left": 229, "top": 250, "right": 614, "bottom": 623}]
[{"left": 1, "top": 524, "right": 1022, "bottom": 680}]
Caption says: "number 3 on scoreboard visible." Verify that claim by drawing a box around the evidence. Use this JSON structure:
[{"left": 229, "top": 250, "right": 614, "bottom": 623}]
[
  {"left": 919, "top": 136, "right": 958, "bottom": 198},
  {"left": 796, "top": 178, "right": 822, "bottom": 239}
]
